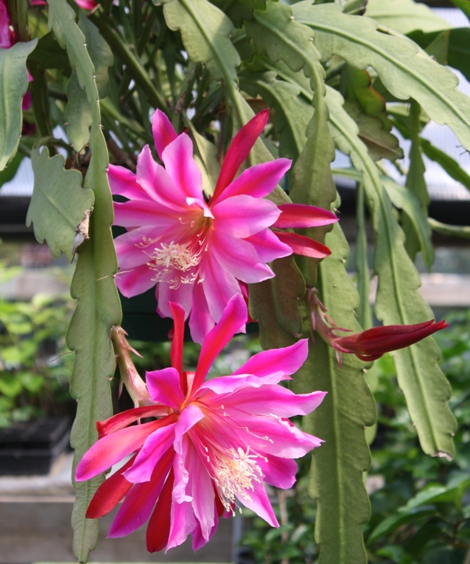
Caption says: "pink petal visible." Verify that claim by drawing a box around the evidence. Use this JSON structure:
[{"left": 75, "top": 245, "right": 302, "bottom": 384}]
[
  {"left": 200, "top": 253, "right": 244, "bottom": 323},
  {"left": 97, "top": 406, "right": 170, "bottom": 438},
  {"left": 169, "top": 302, "right": 186, "bottom": 383},
  {"left": 192, "top": 295, "right": 247, "bottom": 392},
  {"left": 174, "top": 404, "right": 205, "bottom": 455},
  {"left": 273, "top": 204, "right": 338, "bottom": 228},
  {"left": 217, "top": 158, "right": 292, "bottom": 201},
  {"left": 212, "top": 110, "right": 269, "bottom": 202},
  {"left": 186, "top": 442, "right": 215, "bottom": 542},
  {"left": 156, "top": 277, "right": 193, "bottom": 320},
  {"left": 109, "top": 448, "right": 174, "bottom": 537},
  {"left": 200, "top": 372, "right": 286, "bottom": 395},
  {"left": 244, "top": 229, "right": 293, "bottom": 262},
  {"left": 76, "top": 419, "right": 168, "bottom": 481},
  {"left": 211, "top": 232, "right": 274, "bottom": 284},
  {"left": 113, "top": 227, "right": 161, "bottom": 269},
  {"left": 124, "top": 424, "right": 176, "bottom": 483},
  {"left": 258, "top": 455, "right": 298, "bottom": 489},
  {"left": 161, "top": 133, "right": 203, "bottom": 201},
  {"left": 212, "top": 195, "right": 280, "bottom": 238},
  {"left": 115, "top": 263, "right": 156, "bottom": 298},
  {"left": 275, "top": 231, "right": 331, "bottom": 259},
  {"left": 239, "top": 479, "right": 278, "bottom": 527},
  {"left": 146, "top": 367, "right": 184, "bottom": 409},
  {"left": 234, "top": 339, "right": 309, "bottom": 378},
  {"left": 226, "top": 387, "right": 327, "bottom": 418},
  {"left": 189, "top": 281, "right": 215, "bottom": 345},
  {"left": 152, "top": 109, "right": 178, "bottom": 160},
  {"left": 113, "top": 200, "right": 180, "bottom": 229},
  {"left": 75, "top": 0, "right": 98, "bottom": 9},
  {"left": 136, "top": 145, "right": 187, "bottom": 209},
  {"left": 108, "top": 164, "right": 152, "bottom": 201}
]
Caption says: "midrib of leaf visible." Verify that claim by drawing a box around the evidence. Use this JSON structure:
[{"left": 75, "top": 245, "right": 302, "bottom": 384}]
[
  {"left": 326, "top": 89, "right": 448, "bottom": 453},
  {"left": 180, "top": 0, "right": 235, "bottom": 87}
]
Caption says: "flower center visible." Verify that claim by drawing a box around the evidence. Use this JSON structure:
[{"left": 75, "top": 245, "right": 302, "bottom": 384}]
[
  {"left": 146, "top": 241, "right": 202, "bottom": 289},
  {"left": 214, "top": 447, "right": 263, "bottom": 514}
]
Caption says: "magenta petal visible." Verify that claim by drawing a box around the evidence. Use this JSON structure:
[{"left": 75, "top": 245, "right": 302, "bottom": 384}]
[
  {"left": 212, "top": 195, "right": 280, "bottom": 238},
  {"left": 200, "top": 372, "right": 286, "bottom": 395},
  {"left": 146, "top": 367, "right": 184, "bottom": 409},
  {"left": 152, "top": 109, "right": 178, "bottom": 160},
  {"left": 76, "top": 419, "right": 165, "bottom": 481},
  {"left": 186, "top": 443, "right": 215, "bottom": 542},
  {"left": 108, "top": 164, "right": 150, "bottom": 201},
  {"left": 169, "top": 302, "right": 186, "bottom": 381},
  {"left": 218, "top": 159, "right": 292, "bottom": 201},
  {"left": 239, "top": 479, "right": 278, "bottom": 527},
  {"left": 124, "top": 424, "right": 176, "bottom": 483},
  {"left": 113, "top": 200, "right": 178, "bottom": 229},
  {"left": 244, "top": 229, "right": 292, "bottom": 262},
  {"left": 273, "top": 204, "right": 338, "bottom": 229},
  {"left": 275, "top": 231, "right": 331, "bottom": 259},
  {"left": 227, "top": 387, "right": 327, "bottom": 418},
  {"left": 161, "top": 133, "right": 203, "bottom": 201},
  {"left": 192, "top": 295, "right": 247, "bottom": 391},
  {"left": 234, "top": 339, "right": 309, "bottom": 378},
  {"left": 115, "top": 263, "right": 156, "bottom": 298},
  {"left": 109, "top": 448, "right": 174, "bottom": 537},
  {"left": 156, "top": 277, "right": 193, "bottom": 320},
  {"left": 174, "top": 404, "right": 205, "bottom": 455},
  {"left": 258, "top": 455, "right": 297, "bottom": 489},
  {"left": 212, "top": 110, "right": 269, "bottom": 201},
  {"left": 189, "top": 281, "right": 215, "bottom": 345}
]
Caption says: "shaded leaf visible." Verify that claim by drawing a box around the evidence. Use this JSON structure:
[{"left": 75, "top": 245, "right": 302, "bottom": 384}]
[
  {"left": 163, "top": 0, "right": 240, "bottom": 84},
  {"left": 26, "top": 148, "right": 94, "bottom": 261},
  {"left": 365, "top": 0, "right": 452, "bottom": 35},
  {"left": 0, "top": 40, "right": 37, "bottom": 170},
  {"left": 293, "top": 2, "right": 470, "bottom": 152},
  {"left": 28, "top": 32, "right": 70, "bottom": 71},
  {"left": 325, "top": 86, "right": 457, "bottom": 458}
]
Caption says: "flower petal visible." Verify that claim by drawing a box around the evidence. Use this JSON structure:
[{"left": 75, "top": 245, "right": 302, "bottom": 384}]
[
  {"left": 186, "top": 442, "right": 215, "bottom": 543},
  {"left": 275, "top": 231, "right": 331, "bottom": 259},
  {"left": 156, "top": 276, "right": 194, "bottom": 320},
  {"left": 76, "top": 419, "right": 168, "bottom": 481},
  {"left": 161, "top": 133, "right": 203, "bottom": 201},
  {"left": 169, "top": 302, "right": 186, "bottom": 384},
  {"left": 108, "top": 164, "right": 151, "bottom": 200},
  {"left": 189, "top": 281, "right": 215, "bottom": 345},
  {"left": 258, "top": 455, "right": 297, "bottom": 489},
  {"left": 212, "top": 110, "right": 269, "bottom": 201},
  {"left": 218, "top": 159, "right": 292, "bottom": 201},
  {"left": 146, "top": 469, "right": 174, "bottom": 552},
  {"left": 124, "top": 423, "right": 176, "bottom": 483},
  {"left": 234, "top": 339, "right": 309, "bottom": 378},
  {"left": 97, "top": 406, "right": 169, "bottom": 438},
  {"left": 152, "top": 109, "right": 178, "bottom": 160},
  {"left": 244, "top": 229, "right": 292, "bottom": 262},
  {"left": 212, "top": 195, "right": 280, "bottom": 238},
  {"left": 109, "top": 448, "right": 174, "bottom": 537},
  {"left": 146, "top": 367, "right": 184, "bottom": 409},
  {"left": 115, "top": 262, "right": 156, "bottom": 298},
  {"left": 239, "top": 479, "right": 278, "bottom": 527},
  {"left": 192, "top": 295, "right": 247, "bottom": 391},
  {"left": 273, "top": 203, "right": 338, "bottom": 229},
  {"left": 113, "top": 200, "right": 180, "bottom": 229}
]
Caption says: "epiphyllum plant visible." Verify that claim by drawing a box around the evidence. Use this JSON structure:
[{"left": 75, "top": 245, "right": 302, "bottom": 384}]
[
  {"left": 109, "top": 109, "right": 337, "bottom": 343},
  {"left": 76, "top": 295, "right": 326, "bottom": 552}
]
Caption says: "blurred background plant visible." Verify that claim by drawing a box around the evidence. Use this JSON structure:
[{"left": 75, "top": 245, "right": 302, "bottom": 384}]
[{"left": 0, "top": 262, "right": 75, "bottom": 428}]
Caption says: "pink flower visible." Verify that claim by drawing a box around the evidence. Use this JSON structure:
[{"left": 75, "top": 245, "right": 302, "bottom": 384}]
[
  {"left": 308, "top": 288, "right": 448, "bottom": 363},
  {"left": 109, "top": 110, "right": 337, "bottom": 343},
  {"left": 76, "top": 295, "right": 326, "bottom": 553}
]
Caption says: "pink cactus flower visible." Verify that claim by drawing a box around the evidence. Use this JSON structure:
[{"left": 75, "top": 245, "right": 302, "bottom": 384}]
[
  {"left": 308, "top": 288, "right": 448, "bottom": 363},
  {"left": 109, "top": 109, "right": 337, "bottom": 343},
  {"left": 76, "top": 295, "right": 326, "bottom": 553}
]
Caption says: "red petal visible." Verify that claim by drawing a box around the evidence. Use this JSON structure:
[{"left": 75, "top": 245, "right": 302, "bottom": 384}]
[
  {"left": 275, "top": 231, "right": 331, "bottom": 259},
  {"left": 86, "top": 455, "right": 136, "bottom": 518},
  {"left": 146, "top": 469, "right": 175, "bottom": 553},
  {"left": 273, "top": 204, "right": 338, "bottom": 229},
  {"left": 169, "top": 302, "right": 186, "bottom": 393},
  {"left": 212, "top": 110, "right": 269, "bottom": 202},
  {"left": 97, "top": 406, "right": 171, "bottom": 438},
  {"left": 332, "top": 319, "right": 448, "bottom": 359}
]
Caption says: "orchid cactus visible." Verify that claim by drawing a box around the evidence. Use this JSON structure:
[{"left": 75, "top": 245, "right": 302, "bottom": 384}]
[{"left": 2, "top": 0, "right": 467, "bottom": 562}]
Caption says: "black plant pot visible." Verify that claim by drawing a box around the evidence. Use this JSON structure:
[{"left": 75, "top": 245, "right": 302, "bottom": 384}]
[{"left": 0, "top": 417, "right": 71, "bottom": 476}]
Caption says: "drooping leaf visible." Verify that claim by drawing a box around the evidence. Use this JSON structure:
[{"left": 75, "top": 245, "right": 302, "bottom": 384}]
[
  {"left": 0, "top": 40, "right": 37, "bottom": 170},
  {"left": 47, "top": 1, "right": 122, "bottom": 561},
  {"left": 365, "top": 0, "right": 452, "bottom": 35},
  {"left": 325, "top": 86, "right": 457, "bottom": 458},
  {"left": 290, "top": 62, "right": 374, "bottom": 564},
  {"left": 26, "top": 148, "right": 94, "bottom": 261},
  {"left": 244, "top": 0, "right": 323, "bottom": 92},
  {"left": 293, "top": 2, "right": 470, "bottom": 152},
  {"left": 240, "top": 70, "right": 312, "bottom": 159},
  {"left": 381, "top": 176, "right": 434, "bottom": 270},
  {"left": 163, "top": 0, "right": 240, "bottom": 85},
  {"left": 428, "top": 217, "right": 470, "bottom": 239},
  {"left": 294, "top": 225, "right": 376, "bottom": 564}
]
